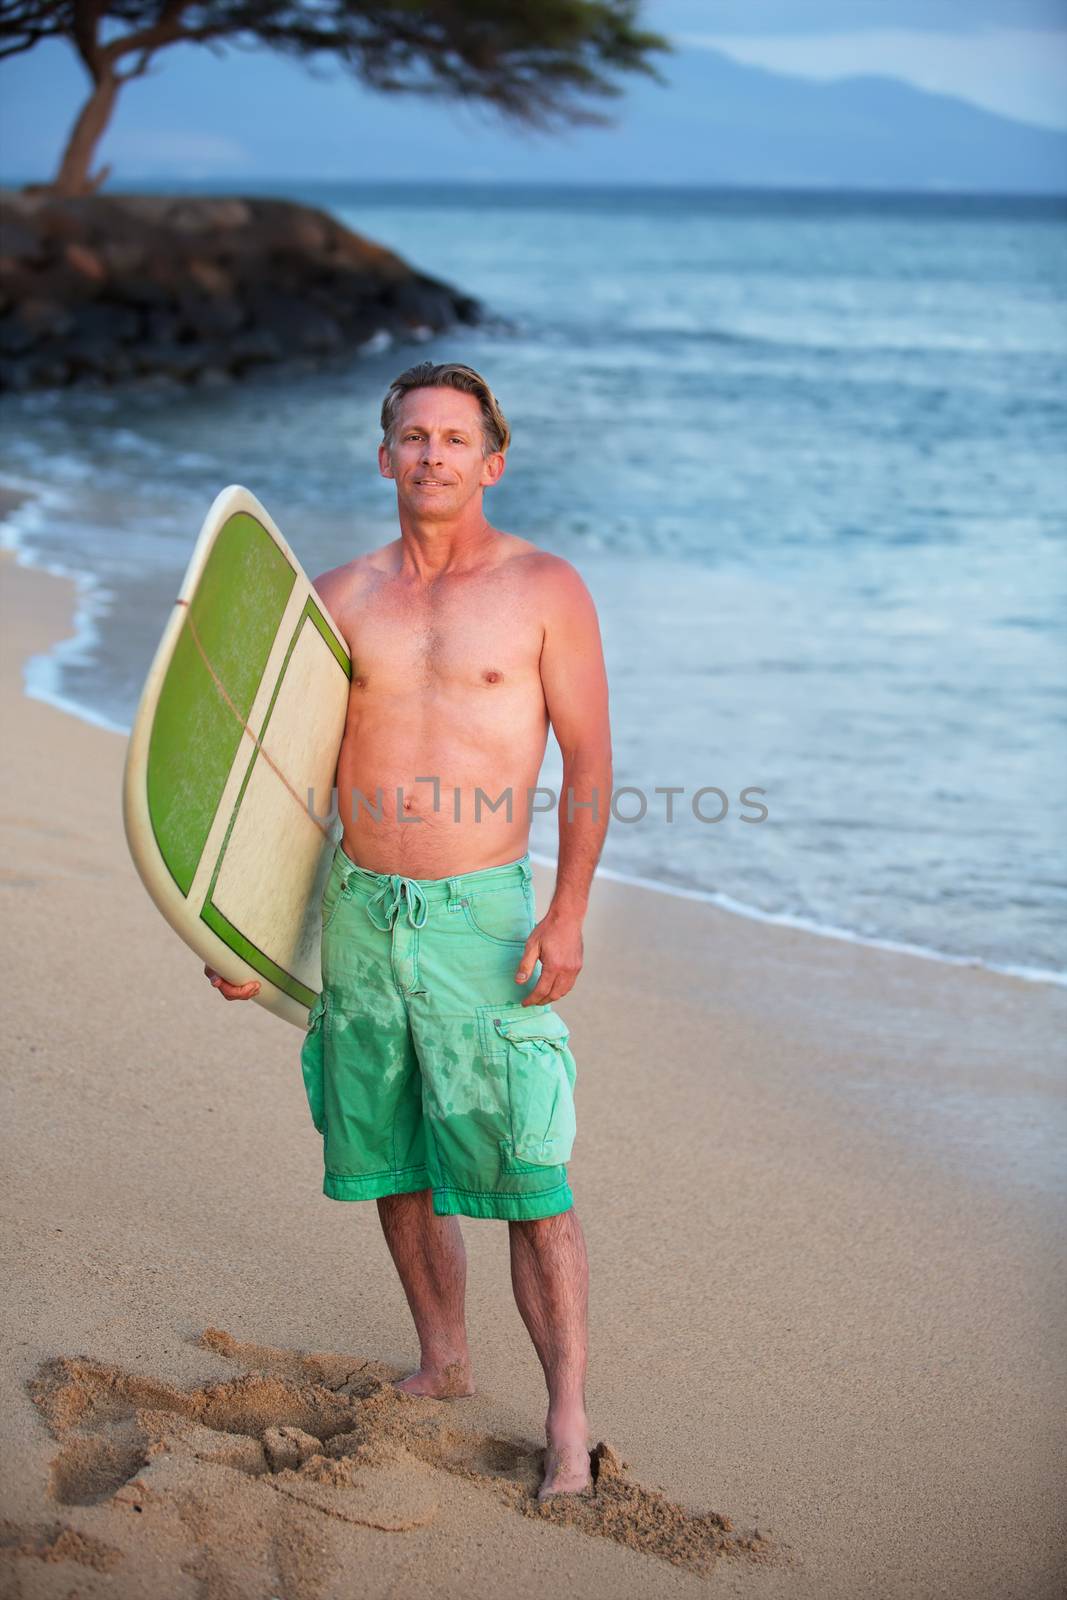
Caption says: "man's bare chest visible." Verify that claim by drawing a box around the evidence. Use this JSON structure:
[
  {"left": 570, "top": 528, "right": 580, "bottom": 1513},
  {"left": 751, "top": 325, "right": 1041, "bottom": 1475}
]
[{"left": 340, "top": 580, "right": 543, "bottom": 694}]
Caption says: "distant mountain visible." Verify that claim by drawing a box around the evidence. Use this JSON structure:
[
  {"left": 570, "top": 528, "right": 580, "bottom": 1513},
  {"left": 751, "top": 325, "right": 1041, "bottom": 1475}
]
[
  {"left": 559, "top": 45, "right": 1067, "bottom": 194},
  {"left": 2, "top": 36, "right": 1065, "bottom": 194},
  {"left": 620, "top": 47, "right": 1067, "bottom": 193}
]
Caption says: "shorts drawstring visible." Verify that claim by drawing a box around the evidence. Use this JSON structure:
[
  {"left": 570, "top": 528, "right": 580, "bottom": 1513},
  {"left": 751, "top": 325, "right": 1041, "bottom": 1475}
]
[{"left": 364, "top": 873, "right": 429, "bottom": 931}]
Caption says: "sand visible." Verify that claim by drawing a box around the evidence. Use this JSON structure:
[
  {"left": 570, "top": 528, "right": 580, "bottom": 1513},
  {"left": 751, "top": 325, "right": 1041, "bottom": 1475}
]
[{"left": 1, "top": 529, "right": 1065, "bottom": 1599}]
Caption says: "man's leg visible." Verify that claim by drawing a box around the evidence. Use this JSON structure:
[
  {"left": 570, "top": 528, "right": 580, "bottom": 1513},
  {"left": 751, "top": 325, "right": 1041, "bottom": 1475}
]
[
  {"left": 508, "top": 1206, "right": 592, "bottom": 1499},
  {"left": 377, "top": 1189, "right": 476, "bottom": 1397}
]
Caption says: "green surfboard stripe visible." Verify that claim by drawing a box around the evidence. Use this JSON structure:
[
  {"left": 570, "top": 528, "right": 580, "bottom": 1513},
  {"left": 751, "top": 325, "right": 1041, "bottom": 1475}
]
[
  {"left": 200, "top": 598, "right": 345, "bottom": 999},
  {"left": 200, "top": 900, "right": 318, "bottom": 1009},
  {"left": 314, "top": 595, "right": 352, "bottom": 679},
  {"left": 147, "top": 512, "right": 296, "bottom": 896}
]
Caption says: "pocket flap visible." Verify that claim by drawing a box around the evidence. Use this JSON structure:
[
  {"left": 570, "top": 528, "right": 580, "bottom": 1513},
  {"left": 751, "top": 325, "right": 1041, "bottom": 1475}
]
[{"left": 492, "top": 1006, "right": 570, "bottom": 1047}]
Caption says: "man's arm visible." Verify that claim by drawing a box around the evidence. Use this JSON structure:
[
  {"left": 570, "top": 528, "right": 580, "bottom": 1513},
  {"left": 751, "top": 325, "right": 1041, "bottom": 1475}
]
[
  {"left": 311, "top": 565, "right": 355, "bottom": 794},
  {"left": 515, "top": 558, "right": 612, "bottom": 1004}
]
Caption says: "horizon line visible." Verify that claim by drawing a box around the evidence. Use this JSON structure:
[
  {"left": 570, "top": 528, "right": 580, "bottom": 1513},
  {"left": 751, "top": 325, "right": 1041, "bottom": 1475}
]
[{"left": 2, "top": 175, "right": 1066, "bottom": 202}]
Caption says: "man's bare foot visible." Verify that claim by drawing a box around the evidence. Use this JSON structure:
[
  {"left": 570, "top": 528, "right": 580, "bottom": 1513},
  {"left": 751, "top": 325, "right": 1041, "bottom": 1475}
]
[
  {"left": 537, "top": 1411, "right": 593, "bottom": 1500},
  {"left": 391, "top": 1356, "right": 475, "bottom": 1398}
]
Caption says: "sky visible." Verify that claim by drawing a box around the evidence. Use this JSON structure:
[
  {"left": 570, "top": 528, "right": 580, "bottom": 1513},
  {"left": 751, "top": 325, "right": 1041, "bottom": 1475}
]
[
  {"left": 0, "top": 0, "right": 1065, "bottom": 184},
  {"left": 661, "top": 0, "right": 1067, "bottom": 128}
]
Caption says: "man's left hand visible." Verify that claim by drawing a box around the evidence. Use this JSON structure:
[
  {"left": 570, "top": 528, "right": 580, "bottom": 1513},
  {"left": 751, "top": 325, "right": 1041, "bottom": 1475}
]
[{"left": 515, "top": 912, "right": 584, "bottom": 1004}]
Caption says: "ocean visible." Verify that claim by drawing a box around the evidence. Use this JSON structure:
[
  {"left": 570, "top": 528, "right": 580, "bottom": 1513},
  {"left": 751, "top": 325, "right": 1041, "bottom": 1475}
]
[{"left": 2, "top": 183, "right": 1065, "bottom": 983}]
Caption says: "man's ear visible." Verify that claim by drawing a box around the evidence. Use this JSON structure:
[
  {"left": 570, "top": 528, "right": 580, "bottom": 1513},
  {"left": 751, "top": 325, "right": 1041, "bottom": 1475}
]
[
  {"left": 481, "top": 450, "right": 506, "bottom": 488},
  {"left": 378, "top": 442, "right": 394, "bottom": 479}
]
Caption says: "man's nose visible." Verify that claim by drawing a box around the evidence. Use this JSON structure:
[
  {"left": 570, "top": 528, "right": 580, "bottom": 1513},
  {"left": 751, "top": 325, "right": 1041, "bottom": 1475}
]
[{"left": 420, "top": 439, "right": 443, "bottom": 464}]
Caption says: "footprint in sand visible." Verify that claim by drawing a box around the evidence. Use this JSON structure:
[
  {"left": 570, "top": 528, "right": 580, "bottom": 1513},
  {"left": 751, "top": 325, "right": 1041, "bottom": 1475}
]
[
  {"left": 17, "top": 1326, "right": 776, "bottom": 1588},
  {"left": 0, "top": 1519, "right": 122, "bottom": 1572}
]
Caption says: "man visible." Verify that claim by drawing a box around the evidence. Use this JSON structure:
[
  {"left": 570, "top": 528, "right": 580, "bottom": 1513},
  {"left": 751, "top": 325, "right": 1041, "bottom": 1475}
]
[{"left": 205, "top": 361, "right": 612, "bottom": 1500}]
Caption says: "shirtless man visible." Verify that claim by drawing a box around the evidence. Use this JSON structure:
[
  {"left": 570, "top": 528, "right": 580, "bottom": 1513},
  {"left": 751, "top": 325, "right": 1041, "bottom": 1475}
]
[{"left": 205, "top": 361, "right": 611, "bottom": 1500}]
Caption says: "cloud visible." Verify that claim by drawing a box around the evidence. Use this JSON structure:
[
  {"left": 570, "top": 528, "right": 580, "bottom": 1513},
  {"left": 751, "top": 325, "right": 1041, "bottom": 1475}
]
[
  {"left": 685, "top": 25, "right": 1067, "bottom": 130},
  {"left": 104, "top": 129, "right": 254, "bottom": 177}
]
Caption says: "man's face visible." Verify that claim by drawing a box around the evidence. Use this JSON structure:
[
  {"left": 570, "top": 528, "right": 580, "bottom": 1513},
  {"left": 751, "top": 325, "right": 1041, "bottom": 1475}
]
[{"left": 378, "top": 387, "right": 505, "bottom": 520}]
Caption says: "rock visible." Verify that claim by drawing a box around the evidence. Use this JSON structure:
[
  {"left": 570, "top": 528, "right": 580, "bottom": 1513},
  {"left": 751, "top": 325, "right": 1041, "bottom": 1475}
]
[
  {"left": 453, "top": 292, "right": 481, "bottom": 325},
  {"left": 65, "top": 333, "right": 132, "bottom": 379},
  {"left": 244, "top": 288, "right": 345, "bottom": 354},
  {"left": 0, "top": 262, "right": 41, "bottom": 306},
  {"left": 15, "top": 297, "right": 75, "bottom": 340},
  {"left": 101, "top": 238, "right": 147, "bottom": 275},
  {"left": 335, "top": 311, "right": 387, "bottom": 348},
  {"left": 143, "top": 306, "right": 183, "bottom": 343},
  {"left": 381, "top": 276, "right": 457, "bottom": 329},
  {"left": 64, "top": 241, "right": 107, "bottom": 282},
  {"left": 280, "top": 211, "right": 330, "bottom": 255},
  {"left": 0, "top": 187, "right": 482, "bottom": 392},
  {"left": 228, "top": 326, "right": 284, "bottom": 369},
  {"left": 0, "top": 356, "right": 32, "bottom": 390},
  {"left": 331, "top": 226, "right": 407, "bottom": 277},
  {"left": 0, "top": 316, "right": 37, "bottom": 354},
  {"left": 133, "top": 340, "right": 212, "bottom": 381},
  {"left": 166, "top": 197, "right": 252, "bottom": 232},
  {"left": 26, "top": 352, "right": 71, "bottom": 387},
  {"left": 105, "top": 194, "right": 184, "bottom": 226},
  {"left": 124, "top": 275, "right": 175, "bottom": 310},
  {"left": 177, "top": 290, "right": 246, "bottom": 340},
  {"left": 0, "top": 215, "right": 45, "bottom": 262},
  {"left": 186, "top": 257, "right": 233, "bottom": 297},
  {"left": 29, "top": 205, "right": 82, "bottom": 245},
  {"left": 68, "top": 298, "right": 142, "bottom": 344}
]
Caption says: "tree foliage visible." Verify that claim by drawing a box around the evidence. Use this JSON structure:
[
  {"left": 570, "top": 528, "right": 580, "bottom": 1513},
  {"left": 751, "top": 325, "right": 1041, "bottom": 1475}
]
[{"left": 0, "top": 0, "right": 669, "bottom": 194}]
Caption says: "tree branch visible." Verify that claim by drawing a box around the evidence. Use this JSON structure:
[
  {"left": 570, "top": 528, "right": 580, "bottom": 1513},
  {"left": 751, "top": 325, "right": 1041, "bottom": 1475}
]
[
  {"left": 0, "top": 0, "right": 66, "bottom": 58},
  {"left": 70, "top": 0, "right": 105, "bottom": 77},
  {"left": 0, "top": 28, "right": 62, "bottom": 57},
  {"left": 1, "top": 0, "right": 671, "bottom": 194}
]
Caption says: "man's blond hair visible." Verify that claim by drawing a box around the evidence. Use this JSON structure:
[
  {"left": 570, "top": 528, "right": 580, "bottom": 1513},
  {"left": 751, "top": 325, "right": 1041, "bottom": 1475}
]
[{"left": 380, "top": 361, "right": 510, "bottom": 456}]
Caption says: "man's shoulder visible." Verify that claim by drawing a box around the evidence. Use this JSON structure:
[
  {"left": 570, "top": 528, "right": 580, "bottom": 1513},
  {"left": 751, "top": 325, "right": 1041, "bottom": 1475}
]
[
  {"left": 497, "top": 534, "right": 584, "bottom": 589},
  {"left": 496, "top": 537, "right": 597, "bottom": 635},
  {"left": 311, "top": 543, "right": 399, "bottom": 600}
]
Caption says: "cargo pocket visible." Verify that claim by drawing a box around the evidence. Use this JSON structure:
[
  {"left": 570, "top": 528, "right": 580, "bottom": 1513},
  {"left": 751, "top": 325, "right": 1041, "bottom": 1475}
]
[
  {"left": 491, "top": 1006, "right": 577, "bottom": 1167},
  {"left": 300, "top": 990, "right": 328, "bottom": 1135}
]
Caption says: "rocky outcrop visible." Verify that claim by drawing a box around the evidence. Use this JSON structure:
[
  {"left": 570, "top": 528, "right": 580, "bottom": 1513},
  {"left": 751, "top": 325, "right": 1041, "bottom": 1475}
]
[{"left": 0, "top": 190, "right": 483, "bottom": 392}]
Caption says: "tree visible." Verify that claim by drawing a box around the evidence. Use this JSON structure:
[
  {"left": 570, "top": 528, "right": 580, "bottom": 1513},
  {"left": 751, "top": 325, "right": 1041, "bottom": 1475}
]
[{"left": 0, "top": 0, "right": 669, "bottom": 197}]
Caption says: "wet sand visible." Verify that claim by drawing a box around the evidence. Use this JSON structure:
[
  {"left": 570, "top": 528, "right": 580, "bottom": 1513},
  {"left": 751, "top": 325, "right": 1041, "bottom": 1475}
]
[{"left": 1, "top": 532, "right": 1065, "bottom": 1598}]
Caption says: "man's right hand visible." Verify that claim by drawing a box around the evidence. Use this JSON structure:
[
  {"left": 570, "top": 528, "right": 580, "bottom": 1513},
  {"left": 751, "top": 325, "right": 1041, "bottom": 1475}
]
[{"left": 204, "top": 963, "right": 261, "bottom": 1001}]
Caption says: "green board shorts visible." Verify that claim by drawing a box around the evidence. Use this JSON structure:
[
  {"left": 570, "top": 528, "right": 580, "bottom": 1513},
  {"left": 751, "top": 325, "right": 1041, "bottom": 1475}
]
[{"left": 298, "top": 841, "right": 578, "bottom": 1221}]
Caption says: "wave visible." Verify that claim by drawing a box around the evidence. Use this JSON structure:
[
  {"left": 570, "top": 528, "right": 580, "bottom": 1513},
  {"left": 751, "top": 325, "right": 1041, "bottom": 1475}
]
[
  {"left": 529, "top": 851, "right": 1067, "bottom": 990},
  {"left": 619, "top": 321, "right": 1050, "bottom": 359},
  {"left": 0, "top": 473, "right": 131, "bottom": 735}
]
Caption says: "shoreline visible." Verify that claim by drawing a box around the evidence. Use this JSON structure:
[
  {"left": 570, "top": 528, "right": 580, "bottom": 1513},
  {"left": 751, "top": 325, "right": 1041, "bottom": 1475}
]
[
  {"left": 2, "top": 476, "right": 1062, "bottom": 990},
  {"left": 2, "top": 539, "right": 1065, "bottom": 1597}
]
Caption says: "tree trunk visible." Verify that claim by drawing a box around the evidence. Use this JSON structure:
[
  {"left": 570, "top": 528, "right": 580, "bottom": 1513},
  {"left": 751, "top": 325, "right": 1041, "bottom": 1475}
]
[{"left": 48, "top": 71, "right": 120, "bottom": 198}]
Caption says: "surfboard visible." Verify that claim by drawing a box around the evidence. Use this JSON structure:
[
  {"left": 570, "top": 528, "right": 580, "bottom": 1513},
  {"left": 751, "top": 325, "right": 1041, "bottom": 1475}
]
[{"left": 122, "top": 484, "right": 351, "bottom": 1028}]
